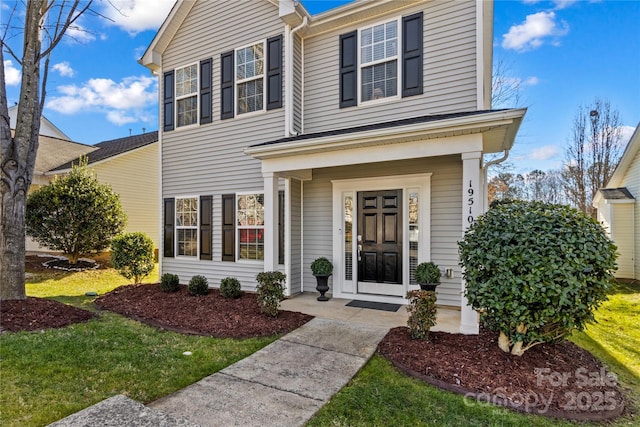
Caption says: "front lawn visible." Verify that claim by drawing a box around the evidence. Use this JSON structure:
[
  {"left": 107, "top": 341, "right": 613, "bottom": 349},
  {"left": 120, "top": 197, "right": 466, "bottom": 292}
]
[
  {"left": 307, "top": 280, "right": 640, "bottom": 426},
  {"left": 0, "top": 263, "right": 275, "bottom": 427}
]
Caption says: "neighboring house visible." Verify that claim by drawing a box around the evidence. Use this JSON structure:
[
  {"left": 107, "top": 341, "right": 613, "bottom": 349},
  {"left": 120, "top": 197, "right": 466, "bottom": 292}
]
[
  {"left": 140, "top": 0, "right": 526, "bottom": 333},
  {"left": 593, "top": 125, "right": 639, "bottom": 280},
  {"left": 49, "top": 132, "right": 161, "bottom": 250}
]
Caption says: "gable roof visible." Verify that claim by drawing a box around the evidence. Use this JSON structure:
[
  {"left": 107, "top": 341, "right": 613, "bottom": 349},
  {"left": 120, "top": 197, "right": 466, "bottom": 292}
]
[
  {"left": 9, "top": 105, "right": 72, "bottom": 140},
  {"left": 50, "top": 131, "right": 158, "bottom": 172},
  {"left": 599, "top": 187, "right": 635, "bottom": 200},
  {"left": 607, "top": 124, "right": 640, "bottom": 188},
  {"left": 34, "top": 136, "right": 96, "bottom": 175}
]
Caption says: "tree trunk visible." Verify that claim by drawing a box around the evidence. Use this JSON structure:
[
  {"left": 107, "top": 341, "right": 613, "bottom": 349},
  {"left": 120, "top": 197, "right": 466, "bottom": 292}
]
[{"left": 0, "top": 1, "right": 45, "bottom": 300}]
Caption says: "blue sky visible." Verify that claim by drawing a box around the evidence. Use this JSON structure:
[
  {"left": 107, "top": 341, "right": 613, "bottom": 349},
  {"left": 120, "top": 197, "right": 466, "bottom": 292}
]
[{"left": 2, "top": 0, "right": 638, "bottom": 173}]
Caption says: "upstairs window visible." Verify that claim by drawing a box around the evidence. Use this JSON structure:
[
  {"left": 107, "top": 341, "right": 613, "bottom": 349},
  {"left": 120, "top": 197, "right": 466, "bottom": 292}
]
[
  {"left": 360, "top": 20, "right": 398, "bottom": 102},
  {"left": 236, "top": 42, "right": 265, "bottom": 114},
  {"left": 175, "top": 64, "right": 198, "bottom": 127}
]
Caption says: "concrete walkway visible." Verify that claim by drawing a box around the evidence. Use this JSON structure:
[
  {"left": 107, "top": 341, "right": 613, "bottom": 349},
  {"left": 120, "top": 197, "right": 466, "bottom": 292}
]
[{"left": 49, "top": 317, "right": 388, "bottom": 427}]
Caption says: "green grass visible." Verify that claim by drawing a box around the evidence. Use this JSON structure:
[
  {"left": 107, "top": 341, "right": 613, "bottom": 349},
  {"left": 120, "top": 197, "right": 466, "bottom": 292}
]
[
  {"left": 308, "top": 281, "right": 640, "bottom": 427},
  {"left": 1, "top": 265, "right": 275, "bottom": 427}
]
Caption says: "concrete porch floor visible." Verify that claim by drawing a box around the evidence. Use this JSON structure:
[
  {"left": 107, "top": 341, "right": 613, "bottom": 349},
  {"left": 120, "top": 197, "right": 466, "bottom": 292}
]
[{"left": 281, "top": 292, "right": 461, "bottom": 333}]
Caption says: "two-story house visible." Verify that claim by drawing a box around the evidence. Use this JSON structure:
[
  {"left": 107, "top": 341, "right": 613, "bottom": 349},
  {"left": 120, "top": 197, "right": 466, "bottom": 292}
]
[{"left": 141, "top": 0, "right": 526, "bottom": 334}]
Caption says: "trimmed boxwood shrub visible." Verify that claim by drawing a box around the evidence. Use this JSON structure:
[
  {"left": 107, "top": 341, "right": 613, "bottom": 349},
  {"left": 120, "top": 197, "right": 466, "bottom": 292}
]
[
  {"left": 160, "top": 273, "right": 180, "bottom": 293},
  {"left": 256, "top": 271, "right": 286, "bottom": 317},
  {"left": 459, "top": 200, "right": 617, "bottom": 356},
  {"left": 220, "top": 277, "right": 242, "bottom": 299},
  {"left": 188, "top": 275, "right": 209, "bottom": 296},
  {"left": 406, "top": 290, "right": 438, "bottom": 341},
  {"left": 111, "top": 232, "right": 155, "bottom": 284}
]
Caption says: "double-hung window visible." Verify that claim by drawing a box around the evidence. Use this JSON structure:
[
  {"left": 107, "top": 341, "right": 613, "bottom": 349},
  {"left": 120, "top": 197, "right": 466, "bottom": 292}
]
[
  {"left": 236, "top": 42, "right": 265, "bottom": 115},
  {"left": 176, "top": 197, "right": 198, "bottom": 256},
  {"left": 237, "top": 193, "right": 265, "bottom": 260},
  {"left": 360, "top": 20, "right": 399, "bottom": 102},
  {"left": 175, "top": 64, "right": 198, "bottom": 127}
]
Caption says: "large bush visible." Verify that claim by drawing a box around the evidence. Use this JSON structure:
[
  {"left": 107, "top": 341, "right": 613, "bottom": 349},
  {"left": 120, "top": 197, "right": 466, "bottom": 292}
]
[
  {"left": 111, "top": 232, "right": 155, "bottom": 284},
  {"left": 459, "top": 200, "right": 617, "bottom": 356},
  {"left": 26, "top": 159, "right": 126, "bottom": 263}
]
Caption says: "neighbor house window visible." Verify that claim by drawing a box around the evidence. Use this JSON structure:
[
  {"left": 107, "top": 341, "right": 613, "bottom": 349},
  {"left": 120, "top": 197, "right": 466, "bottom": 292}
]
[
  {"left": 237, "top": 193, "right": 265, "bottom": 260},
  {"left": 176, "top": 197, "right": 198, "bottom": 256},
  {"left": 236, "top": 42, "right": 265, "bottom": 114},
  {"left": 175, "top": 64, "right": 198, "bottom": 127},
  {"left": 360, "top": 20, "right": 398, "bottom": 102}
]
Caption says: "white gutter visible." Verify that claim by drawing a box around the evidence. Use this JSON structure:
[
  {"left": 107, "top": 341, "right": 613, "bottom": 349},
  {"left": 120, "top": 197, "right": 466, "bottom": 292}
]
[
  {"left": 481, "top": 149, "right": 510, "bottom": 212},
  {"left": 285, "top": 16, "right": 308, "bottom": 137}
]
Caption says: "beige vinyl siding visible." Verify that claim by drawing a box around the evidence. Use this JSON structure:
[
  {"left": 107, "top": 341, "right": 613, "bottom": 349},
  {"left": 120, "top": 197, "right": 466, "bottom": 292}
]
[
  {"left": 619, "top": 148, "right": 640, "bottom": 278},
  {"left": 289, "top": 178, "right": 302, "bottom": 293},
  {"left": 160, "top": 0, "right": 287, "bottom": 289},
  {"left": 303, "top": 0, "right": 477, "bottom": 134},
  {"left": 302, "top": 155, "right": 463, "bottom": 307},
  {"left": 91, "top": 143, "right": 160, "bottom": 249},
  {"left": 612, "top": 204, "right": 634, "bottom": 279}
]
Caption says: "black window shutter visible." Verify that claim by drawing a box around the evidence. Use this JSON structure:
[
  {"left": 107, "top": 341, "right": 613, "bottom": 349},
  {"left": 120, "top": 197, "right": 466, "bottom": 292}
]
[
  {"left": 220, "top": 51, "right": 234, "bottom": 120},
  {"left": 200, "top": 195, "right": 212, "bottom": 260},
  {"left": 266, "top": 35, "right": 283, "bottom": 110},
  {"left": 402, "top": 12, "right": 423, "bottom": 97},
  {"left": 221, "top": 194, "right": 236, "bottom": 262},
  {"left": 200, "top": 59, "right": 212, "bottom": 124},
  {"left": 163, "top": 71, "right": 174, "bottom": 131},
  {"left": 163, "top": 198, "right": 175, "bottom": 258},
  {"left": 339, "top": 31, "right": 357, "bottom": 108}
]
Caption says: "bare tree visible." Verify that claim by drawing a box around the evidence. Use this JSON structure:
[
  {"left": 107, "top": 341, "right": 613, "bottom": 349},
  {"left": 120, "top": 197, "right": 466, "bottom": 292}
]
[
  {"left": 491, "top": 58, "right": 523, "bottom": 109},
  {"left": 1, "top": 1, "right": 93, "bottom": 300},
  {"left": 562, "top": 99, "right": 624, "bottom": 216}
]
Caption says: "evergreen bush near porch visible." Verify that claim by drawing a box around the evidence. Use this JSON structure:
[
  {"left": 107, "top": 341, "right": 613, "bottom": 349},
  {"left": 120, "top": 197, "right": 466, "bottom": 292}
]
[
  {"left": 256, "top": 271, "right": 286, "bottom": 317},
  {"left": 458, "top": 200, "right": 617, "bottom": 356}
]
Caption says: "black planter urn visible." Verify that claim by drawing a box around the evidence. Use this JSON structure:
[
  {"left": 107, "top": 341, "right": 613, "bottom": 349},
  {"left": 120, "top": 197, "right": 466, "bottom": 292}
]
[
  {"left": 419, "top": 283, "right": 439, "bottom": 292},
  {"left": 315, "top": 276, "right": 330, "bottom": 301}
]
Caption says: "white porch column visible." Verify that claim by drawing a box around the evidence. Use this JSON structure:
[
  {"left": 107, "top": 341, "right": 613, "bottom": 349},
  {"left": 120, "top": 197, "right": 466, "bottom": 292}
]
[
  {"left": 460, "top": 152, "right": 482, "bottom": 334},
  {"left": 263, "top": 172, "right": 279, "bottom": 272}
]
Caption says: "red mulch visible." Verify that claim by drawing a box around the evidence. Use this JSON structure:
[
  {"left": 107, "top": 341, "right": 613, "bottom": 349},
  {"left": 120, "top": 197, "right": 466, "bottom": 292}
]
[
  {"left": 0, "top": 298, "right": 95, "bottom": 333},
  {"left": 94, "top": 284, "right": 313, "bottom": 338},
  {"left": 379, "top": 326, "right": 626, "bottom": 421}
]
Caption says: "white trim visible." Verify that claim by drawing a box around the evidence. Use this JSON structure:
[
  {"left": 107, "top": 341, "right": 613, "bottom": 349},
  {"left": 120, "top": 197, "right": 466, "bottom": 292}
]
[
  {"left": 284, "top": 178, "right": 292, "bottom": 295},
  {"left": 331, "top": 173, "right": 431, "bottom": 304},
  {"left": 235, "top": 40, "right": 267, "bottom": 116}
]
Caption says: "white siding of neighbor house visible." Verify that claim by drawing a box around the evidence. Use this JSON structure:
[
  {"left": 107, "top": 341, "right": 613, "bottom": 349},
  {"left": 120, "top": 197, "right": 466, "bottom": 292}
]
[
  {"left": 90, "top": 143, "right": 161, "bottom": 249},
  {"left": 301, "top": 155, "right": 463, "bottom": 308},
  {"left": 160, "top": 0, "right": 287, "bottom": 288},
  {"left": 618, "top": 147, "right": 640, "bottom": 279},
  {"left": 611, "top": 204, "right": 634, "bottom": 279},
  {"left": 302, "top": 0, "right": 477, "bottom": 134}
]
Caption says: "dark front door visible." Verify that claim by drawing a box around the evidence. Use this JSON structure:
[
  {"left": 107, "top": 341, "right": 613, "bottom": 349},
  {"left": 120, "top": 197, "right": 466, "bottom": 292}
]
[{"left": 357, "top": 190, "right": 403, "bottom": 296}]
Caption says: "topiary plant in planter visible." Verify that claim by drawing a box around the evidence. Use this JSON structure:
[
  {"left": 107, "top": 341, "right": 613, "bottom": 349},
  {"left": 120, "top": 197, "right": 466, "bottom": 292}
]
[
  {"left": 415, "top": 261, "right": 441, "bottom": 291},
  {"left": 311, "top": 257, "right": 333, "bottom": 301},
  {"left": 459, "top": 200, "right": 617, "bottom": 356}
]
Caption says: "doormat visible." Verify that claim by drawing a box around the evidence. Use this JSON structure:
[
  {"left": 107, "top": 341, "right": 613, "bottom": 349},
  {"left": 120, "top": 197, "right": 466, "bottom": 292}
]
[{"left": 345, "top": 300, "right": 402, "bottom": 312}]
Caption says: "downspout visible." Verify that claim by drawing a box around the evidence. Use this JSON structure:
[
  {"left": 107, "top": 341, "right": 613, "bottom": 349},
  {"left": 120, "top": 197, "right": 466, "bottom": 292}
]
[
  {"left": 285, "top": 16, "right": 307, "bottom": 137},
  {"left": 482, "top": 149, "right": 510, "bottom": 212}
]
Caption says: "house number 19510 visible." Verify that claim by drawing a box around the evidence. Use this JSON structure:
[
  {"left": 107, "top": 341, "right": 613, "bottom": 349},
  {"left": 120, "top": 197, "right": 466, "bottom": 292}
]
[{"left": 467, "top": 180, "right": 474, "bottom": 224}]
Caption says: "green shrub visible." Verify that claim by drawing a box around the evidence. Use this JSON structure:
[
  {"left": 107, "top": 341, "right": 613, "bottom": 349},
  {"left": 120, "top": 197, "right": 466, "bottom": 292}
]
[
  {"left": 415, "top": 262, "right": 441, "bottom": 284},
  {"left": 220, "top": 277, "right": 242, "bottom": 299},
  {"left": 459, "top": 200, "right": 617, "bottom": 356},
  {"left": 256, "top": 271, "right": 286, "bottom": 317},
  {"left": 110, "top": 232, "right": 155, "bottom": 284},
  {"left": 406, "top": 290, "right": 438, "bottom": 340},
  {"left": 160, "top": 273, "right": 180, "bottom": 293},
  {"left": 188, "top": 275, "right": 209, "bottom": 296},
  {"left": 311, "top": 257, "right": 333, "bottom": 276}
]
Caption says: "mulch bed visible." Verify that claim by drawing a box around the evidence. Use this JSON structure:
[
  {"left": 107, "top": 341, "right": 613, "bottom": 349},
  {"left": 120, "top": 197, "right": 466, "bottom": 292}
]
[
  {"left": 26, "top": 253, "right": 111, "bottom": 273},
  {"left": 379, "top": 326, "right": 626, "bottom": 421},
  {"left": 0, "top": 298, "right": 95, "bottom": 333},
  {"left": 95, "top": 284, "right": 313, "bottom": 339}
]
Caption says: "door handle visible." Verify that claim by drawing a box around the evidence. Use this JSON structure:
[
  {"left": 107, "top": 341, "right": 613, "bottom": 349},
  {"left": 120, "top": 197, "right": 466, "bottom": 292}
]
[{"left": 357, "top": 244, "right": 362, "bottom": 261}]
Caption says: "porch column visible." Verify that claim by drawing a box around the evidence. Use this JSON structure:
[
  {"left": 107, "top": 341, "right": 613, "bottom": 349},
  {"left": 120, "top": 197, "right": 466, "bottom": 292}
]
[
  {"left": 263, "top": 172, "right": 279, "bottom": 272},
  {"left": 461, "top": 152, "right": 482, "bottom": 334}
]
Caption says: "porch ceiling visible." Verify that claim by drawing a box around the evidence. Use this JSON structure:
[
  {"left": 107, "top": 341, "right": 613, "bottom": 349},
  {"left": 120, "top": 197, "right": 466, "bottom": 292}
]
[{"left": 245, "top": 109, "right": 526, "bottom": 166}]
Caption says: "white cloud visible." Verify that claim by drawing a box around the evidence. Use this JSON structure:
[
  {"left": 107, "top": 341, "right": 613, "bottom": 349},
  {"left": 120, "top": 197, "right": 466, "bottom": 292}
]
[
  {"left": 529, "top": 145, "right": 560, "bottom": 161},
  {"left": 552, "top": 0, "right": 579, "bottom": 10},
  {"left": 52, "top": 62, "right": 74, "bottom": 77},
  {"left": 101, "top": 0, "right": 175, "bottom": 34},
  {"left": 619, "top": 126, "right": 636, "bottom": 146},
  {"left": 3, "top": 60, "right": 21, "bottom": 85},
  {"left": 502, "top": 11, "right": 569, "bottom": 52},
  {"left": 45, "top": 75, "right": 157, "bottom": 125},
  {"left": 523, "top": 76, "right": 539, "bottom": 86}
]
